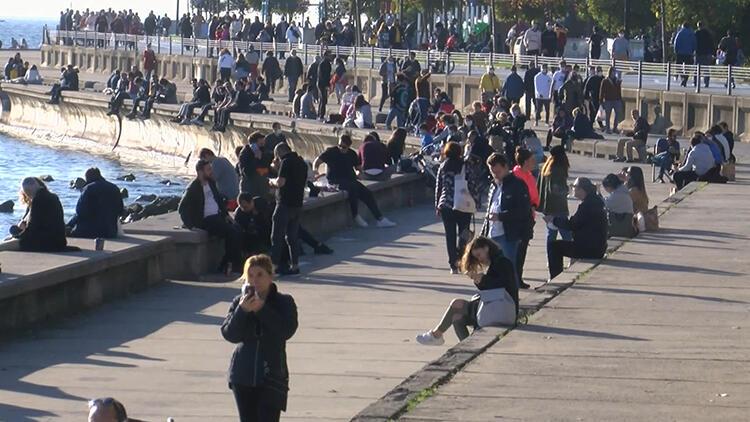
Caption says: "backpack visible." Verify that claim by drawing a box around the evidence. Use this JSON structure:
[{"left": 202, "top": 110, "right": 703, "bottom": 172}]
[{"left": 475, "top": 288, "right": 517, "bottom": 327}]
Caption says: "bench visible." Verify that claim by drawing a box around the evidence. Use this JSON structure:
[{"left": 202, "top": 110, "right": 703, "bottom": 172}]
[{"left": 0, "top": 234, "right": 171, "bottom": 336}]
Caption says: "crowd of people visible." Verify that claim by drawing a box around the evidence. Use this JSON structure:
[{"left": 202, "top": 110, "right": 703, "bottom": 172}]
[{"left": 2, "top": 52, "right": 41, "bottom": 85}]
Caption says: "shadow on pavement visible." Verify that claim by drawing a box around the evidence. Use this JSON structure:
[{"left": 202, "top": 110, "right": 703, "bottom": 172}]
[{"left": 518, "top": 324, "right": 649, "bottom": 341}]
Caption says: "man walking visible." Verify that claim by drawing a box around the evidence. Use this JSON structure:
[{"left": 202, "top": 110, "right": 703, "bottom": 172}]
[
  {"left": 141, "top": 43, "right": 156, "bottom": 83},
  {"left": 534, "top": 64, "right": 553, "bottom": 125},
  {"left": 694, "top": 22, "right": 715, "bottom": 88},
  {"left": 673, "top": 22, "right": 696, "bottom": 87},
  {"left": 269, "top": 143, "right": 307, "bottom": 276},
  {"left": 584, "top": 66, "right": 604, "bottom": 129},
  {"left": 599, "top": 67, "right": 623, "bottom": 134},
  {"left": 317, "top": 50, "right": 333, "bottom": 120},
  {"left": 501, "top": 65, "right": 525, "bottom": 105},
  {"left": 523, "top": 61, "right": 540, "bottom": 118}
]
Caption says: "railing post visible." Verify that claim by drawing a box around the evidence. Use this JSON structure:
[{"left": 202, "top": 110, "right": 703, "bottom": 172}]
[
  {"left": 206, "top": 36, "right": 210, "bottom": 58},
  {"left": 169, "top": 36, "right": 172, "bottom": 55},
  {"left": 74, "top": 29, "right": 78, "bottom": 47},
  {"left": 666, "top": 62, "right": 672, "bottom": 91},
  {"left": 512, "top": 52, "right": 517, "bottom": 68},
  {"left": 534, "top": 54, "right": 539, "bottom": 68},
  {"left": 727, "top": 66, "right": 733, "bottom": 96},
  {"left": 114, "top": 33, "right": 118, "bottom": 50},
  {"left": 134, "top": 33, "right": 138, "bottom": 52},
  {"left": 157, "top": 33, "right": 160, "bottom": 54},
  {"left": 353, "top": 45, "right": 357, "bottom": 68},
  {"left": 696, "top": 63, "right": 701, "bottom": 93},
  {"left": 586, "top": 56, "right": 591, "bottom": 76},
  {"left": 467, "top": 51, "right": 472, "bottom": 76},
  {"left": 303, "top": 43, "right": 308, "bottom": 66},
  {"left": 637, "top": 61, "right": 643, "bottom": 89},
  {"left": 371, "top": 46, "right": 375, "bottom": 69},
  {"left": 489, "top": 50, "right": 493, "bottom": 69},
  {"left": 426, "top": 49, "right": 431, "bottom": 71},
  {"left": 446, "top": 51, "right": 451, "bottom": 75},
  {"left": 337, "top": 44, "right": 340, "bottom": 58}
]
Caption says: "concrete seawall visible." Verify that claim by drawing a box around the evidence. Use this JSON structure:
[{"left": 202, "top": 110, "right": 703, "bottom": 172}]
[
  {"left": 0, "top": 85, "right": 418, "bottom": 172},
  {"left": 38, "top": 44, "right": 750, "bottom": 142}
]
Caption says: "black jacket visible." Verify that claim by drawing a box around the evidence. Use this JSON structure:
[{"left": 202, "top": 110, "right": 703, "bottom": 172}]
[
  {"left": 71, "top": 178, "right": 124, "bottom": 239},
  {"left": 584, "top": 74, "right": 603, "bottom": 101},
  {"left": 177, "top": 178, "right": 227, "bottom": 229},
  {"left": 481, "top": 173, "right": 532, "bottom": 242},
  {"left": 695, "top": 28, "right": 715, "bottom": 56},
  {"left": 524, "top": 66, "right": 539, "bottom": 93},
  {"left": 554, "top": 193, "right": 608, "bottom": 256},
  {"left": 317, "top": 58, "right": 332, "bottom": 89},
  {"left": 541, "top": 30, "right": 557, "bottom": 56},
  {"left": 18, "top": 189, "right": 68, "bottom": 252},
  {"left": 284, "top": 56, "right": 304, "bottom": 80},
  {"left": 221, "top": 284, "right": 298, "bottom": 411}
]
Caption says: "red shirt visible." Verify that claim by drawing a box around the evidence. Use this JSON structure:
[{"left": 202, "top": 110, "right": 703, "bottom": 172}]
[
  {"left": 512, "top": 165, "right": 540, "bottom": 215},
  {"left": 142, "top": 50, "right": 156, "bottom": 71}
]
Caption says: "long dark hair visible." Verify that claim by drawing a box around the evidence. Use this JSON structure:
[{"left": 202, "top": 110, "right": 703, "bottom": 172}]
[
  {"left": 460, "top": 236, "right": 501, "bottom": 274},
  {"left": 354, "top": 94, "right": 369, "bottom": 109},
  {"left": 387, "top": 127, "right": 407, "bottom": 149},
  {"left": 626, "top": 166, "right": 646, "bottom": 192},
  {"left": 542, "top": 145, "right": 569, "bottom": 178}
]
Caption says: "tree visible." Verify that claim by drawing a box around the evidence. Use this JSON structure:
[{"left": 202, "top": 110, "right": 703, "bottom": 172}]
[
  {"left": 584, "top": 0, "right": 656, "bottom": 35},
  {"left": 657, "top": 0, "right": 750, "bottom": 36},
  {"left": 242, "top": 0, "right": 310, "bottom": 17}
]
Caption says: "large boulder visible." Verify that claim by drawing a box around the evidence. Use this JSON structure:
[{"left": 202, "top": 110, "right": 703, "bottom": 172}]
[
  {"left": 117, "top": 173, "right": 136, "bottom": 182},
  {"left": 0, "top": 200, "right": 14, "bottom": 213},
  {"left": 39, "top": 175, "right": 54, "bottom": 182},
  {"left": 69, "top": 177, "right": 86, "bottom": 190}
]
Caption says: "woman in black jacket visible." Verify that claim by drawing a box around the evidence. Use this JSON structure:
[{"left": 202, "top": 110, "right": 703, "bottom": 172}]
[
  {"left": 545, "top": 177, "right": 608, "bottom": 280},
  {"left": 12, "top": 177, "right": 67, "bottom": 252},
  {"left": 416, "top": 237, "right": 518, "bottom": 345},
  {"left": 221, "top": 254, "right": 298, "bottom": 422}
]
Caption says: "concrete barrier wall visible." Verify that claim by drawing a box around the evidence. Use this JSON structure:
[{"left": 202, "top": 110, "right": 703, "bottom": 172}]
[{"left": 32, "top": 44, "right": 750, "bottom": 142}]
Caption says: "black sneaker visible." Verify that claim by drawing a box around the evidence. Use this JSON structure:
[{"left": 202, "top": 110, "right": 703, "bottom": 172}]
[
  {"left": 277, "top": 267, "right": 300, "bottom": 276},
  {"left": 314, "top": 244, "right": 334, "bottom": 255},
  {"left": 519, "top": 281, "right": 531, "bottom": 289}
]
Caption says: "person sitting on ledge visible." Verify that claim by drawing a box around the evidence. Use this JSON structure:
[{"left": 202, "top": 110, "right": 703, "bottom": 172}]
[
  {"left": 571, "top": 107, "right": 603, "bottom": 140},
  {"left": 300, "top": 83, "right": 318, "bottom": 120},
  {"left": 174, "top": 79, "right": 211, "bottom": 124},
  {"left": 652, "top": 129, "right": 681, "bottom": 183},
  {"left": 613, "top": 109, "right": 650, "bottom": 162},
  {"left": 67, "top": 168, "right": 124, "bottom": 239},
  {"left": 211, "top": 80, "right": 250, "bottom": 132},
  {"left": 313, "top": 134, "right": 397, "bottom": 228},
  {"left": 358, "top": 133, "right": 394, "bottom": 181},
  {"left": 106, "top": 72, "right": 131, "bottom": 116},
  {"left": 673, "top": 134, "right": 715, "bottom": 190},
  {"left": 10, "top": 177, "right": 68, "bottom": 252},
  {"left": 416, "top": 236, "right": 518, "bottom": 345},
  {"left": 10, "top": 64, "right": 42, "bottom": 85},
  {"left": 601, "top": 173, "right": 636, "bottom": 238},
  {"left": 199, "top": 148, "right": 240, "bottom": 211},
  {"left": 545, "top": 108, "right": 573, "bottom": 150},
  {"left": 124, "top": 76, "right": 147, "bottom": 119},
  {"left": 209, "top": 81, "right": 237, "bottom": 131},
  {"left": 48, "top": 64, "right": 79, "bottom": 104},
  {"left": 191, "top": 82, "right": 228, "bottom": 126},
  {"left": 178, "top": 159, "right": 242, "bottom": 274},
  {"left": 544, "top": 177, "right": 608, "bottom": 280}
]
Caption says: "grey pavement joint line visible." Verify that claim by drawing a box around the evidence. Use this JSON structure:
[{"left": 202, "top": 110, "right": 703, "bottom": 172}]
[{"left": 351, "top": 182, "right": 707, "bottom": 422}]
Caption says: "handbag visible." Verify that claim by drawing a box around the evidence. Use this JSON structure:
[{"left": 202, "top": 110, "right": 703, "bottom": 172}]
[
  {"left": 721, "top": 161, "right": 736, "bottom": 182},
  {"left": 452, "top": 165, "right": 476, "bottom": 213},
  {"left": 636, "top": 206, "right": 659, "bottom": 232},
  {"left": 476, "top": 288, "right": 517, "bottom": 327},
  {"left": 596, "top": 104, "right": 607, "bottom": 122}
]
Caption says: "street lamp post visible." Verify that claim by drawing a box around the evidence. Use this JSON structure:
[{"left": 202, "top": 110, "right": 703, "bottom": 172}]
[
  {"left": 490, "top": 0, "right": 497, "bottom": 53},
  {"left": 624, "top": 0, "right": 630, "bottom": 38}
]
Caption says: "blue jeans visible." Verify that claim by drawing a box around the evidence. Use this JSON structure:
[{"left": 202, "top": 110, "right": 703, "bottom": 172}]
[
  {"left": 386, "top": 107, "right": 405, "bottom": 129},
  {"left": 492, "top": 235, "right": 520, "bottom": 286},
  {"left": 652, "top": 152, "right": 673, "bottom": 179}
]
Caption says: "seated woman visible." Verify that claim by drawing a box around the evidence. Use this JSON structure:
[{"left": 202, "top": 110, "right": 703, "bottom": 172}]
[
  {"left": 416, "top": 236, "right": 518, "bottom": 345},
  {"left": 11, "top": 64, "right": 42, "bottom": 84},
  {"left": 623, "top": 166, "right": 649, "bottom": 215},
  {"left": 545, "top": 177, "right": 608, "bottom": 280},
  {"left": 11, "top": 177, "right": 68, "bottom": 252},
  {"left": 353, "top": 95, "right": 374, "bottom": 129},
  {"left": 571, "top": 107, "right": 603, "bottom": 140},
  {"left": 601, "top": 173, "right": 636, "bottom": 238},
  {"left": 545, "top": 108, "right": 573, "bottom": 150},
  {"left": 358, "top": 134, "right": 393, "bottom": 181}
]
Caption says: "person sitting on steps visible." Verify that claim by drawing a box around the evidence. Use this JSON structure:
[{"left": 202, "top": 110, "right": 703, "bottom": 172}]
[
  {"left": 416, "top": 236, "right": 518, "bottom": 345},
  {"left": 613, "top": 109, "right": 650, "bottom": 163}
]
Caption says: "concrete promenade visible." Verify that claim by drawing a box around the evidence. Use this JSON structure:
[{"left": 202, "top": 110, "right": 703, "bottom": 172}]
[
  {"left": 399, "top": 177, "right": 750, "bottom": 419},
  {"left": 0, "top": 154, "right": 671, "bottom": 421}
]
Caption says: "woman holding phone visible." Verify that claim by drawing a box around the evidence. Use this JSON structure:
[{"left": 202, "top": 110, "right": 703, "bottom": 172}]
[{"left": 221, "top": 254, "right": 299, "bottom": 422}]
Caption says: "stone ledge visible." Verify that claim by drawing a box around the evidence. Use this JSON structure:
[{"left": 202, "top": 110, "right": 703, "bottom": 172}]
[{"left": 351, "top": 181, "right": 708, "bottom": 422}]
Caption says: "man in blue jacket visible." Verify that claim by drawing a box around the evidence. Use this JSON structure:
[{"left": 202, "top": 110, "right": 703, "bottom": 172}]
[
  {"left": 69, "top": 168, "right": 124, "bottom": 239},
  {"left": 673, "top": 22, "right": 696, "bottom": 87},
  {"left": 501, "top": 65, "right": 525, "bottom": 106}
]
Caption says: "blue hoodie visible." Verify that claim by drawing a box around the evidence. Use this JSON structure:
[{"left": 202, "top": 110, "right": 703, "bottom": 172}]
[{"left": 674, "top": 26, "right": 696, "bottom": 55}]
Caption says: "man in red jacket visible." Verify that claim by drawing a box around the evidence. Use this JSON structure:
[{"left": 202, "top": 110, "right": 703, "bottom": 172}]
[{"left": 141, "top": 43, "right": 156, "bottom": 83}]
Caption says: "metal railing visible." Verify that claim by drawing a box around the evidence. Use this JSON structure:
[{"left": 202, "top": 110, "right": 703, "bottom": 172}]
[{"left": 48, "top": 29, "right": 748, "bottom": 95}]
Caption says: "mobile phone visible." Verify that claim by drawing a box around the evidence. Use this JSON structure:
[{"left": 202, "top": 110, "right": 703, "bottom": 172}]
[{"left": 242, "top": 283, "right": 255, "bottom": 297}]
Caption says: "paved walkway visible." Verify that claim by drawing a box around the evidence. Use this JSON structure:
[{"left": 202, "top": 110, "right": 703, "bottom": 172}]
[
  {"left": 400, "top": 179, "right": 750, "bottom": 419},
  {"left": 0, "top": 154, "right": 672, "bottom": 421}
]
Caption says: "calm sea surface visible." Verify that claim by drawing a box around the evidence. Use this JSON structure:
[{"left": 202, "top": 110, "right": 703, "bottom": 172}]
[
  {"left": 0, "top": 18, "right": 56, "bottom": 49},
  {"left": 0, "top": 132, "right": 187, "bottom": 236}
]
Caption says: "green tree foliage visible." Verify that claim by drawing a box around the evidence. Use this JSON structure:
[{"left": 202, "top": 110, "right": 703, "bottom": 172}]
[
  {"left": 583, "top": 0, "right": 656, "bottom": 34},
  {"left": 242, "top": 0, "right": 310, "bottom": 16},
  {"left": 657, "top": 0, "right": 750, "bottom": 35}
]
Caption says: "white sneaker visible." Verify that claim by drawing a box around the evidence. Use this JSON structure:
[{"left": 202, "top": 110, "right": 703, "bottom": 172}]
[
  {"left": 354, "top": 215, "right": 369, "bottom": 228},
  {"left": 416, "top": 331, "right": 445, "bottom": 346},
  {"left": 376, "top": 217, "right": 397, "bottom": 228},
  {"left": 450, "top": 268, "right": 459, "bottom": 275}
]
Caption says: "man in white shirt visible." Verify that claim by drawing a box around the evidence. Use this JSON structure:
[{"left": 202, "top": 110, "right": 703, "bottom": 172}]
[
  {"left": 673, "top": 134, "right": 716, "bottom": 190},
  {"left": 534, "top": 64, "right": 553, "bottom": 125},
  {"left": 178, "top": 159, "right": 242, "bottom": 274},
  {"left": 551, "top": 61, "right": 569, "bottom": 108}
]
